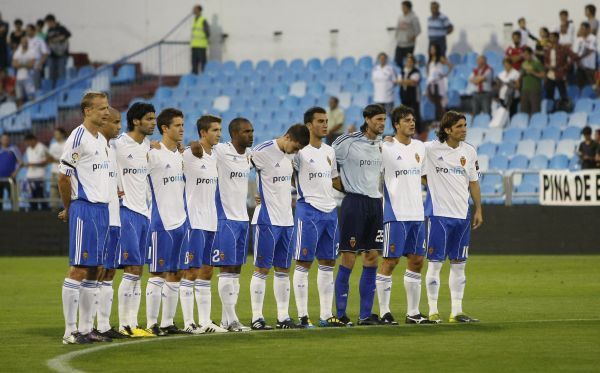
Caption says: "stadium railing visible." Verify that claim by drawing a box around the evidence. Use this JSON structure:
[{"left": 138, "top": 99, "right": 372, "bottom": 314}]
[{"left": 0, "top": 177, "right": 19, "bottom": 211}]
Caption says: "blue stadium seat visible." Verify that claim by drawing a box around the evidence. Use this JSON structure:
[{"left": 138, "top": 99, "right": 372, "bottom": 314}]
[
  {"left": 588, "top": 112, "right": 600, "bottom": 126},
  {"left": 77, "top": 65, "right": 95, "bottom": 78},
  {"left": 239, "top": 60, "right": 253, "bottom": 72},
  {"left": 569, "top": 156, "right": 581, "bottom": 171},
  {"left": 516, "top": 140, "right": 536, "bottom": 158},
  {"left": 529, "top": 155, "right": 548, "bottom": 170},
  {"left": 110, "top": 64, "right": 136, "bottom": 84},
  {"left": 477, "top": 154, "right": 489, "bottom": 171},
  {"left": 485, "top": 128, "right": 503, "bottom": 143},
  {"left": 464, "top": 113, "right": 473, "bottom": 126},
  {"left": 340, "top": 57, "right": 356, "bottom": 72},
  {"left": 556, "top": 139, "right": 578, "bottom": 156},
  {"left": 481, "top": 173, "right": 503, "bottom": 188},
  {"left": 323, "top": 57, "right": 338, "bottom": 72},
  {"left": 448, "top": 78, "right": 467, "bottom": 93},
  {"left": 535, "top": 140, "right": 556, "bottom": 158},
  {"left": 472, "top": 113, "right": 491, "bottom": 129},
  {"left": 58, "top": 88, "right": 87, "bottom": 109},
  {"left": 448, "top": 53, "right": 462, "bottom": 66},
  {"left": 345, "top": 106, "right": 363, "bottom": 126},
  {"left": 549, "top": 154, "right": 569, "bottom": 169},
  {"left": 466, "top": 127, "right": 485, "bottom": 148},
  {"left": 489, "top": 155, "right": 509, "bottom": 170},
  {"left": 521, "top": 172, "right": 539, "bottom": 185},
  {"left": 341, "top": 81, "right": 359, "bottom": 93},
  {"left": 512, "top": 183, "right": 538, "bottom": 205},
  {"left": 508, "top": 154, "right": 529, "bottom": 169},
  {"left": 568, "top": 112, "right": 587, "bottom": 128},
  {"left": 541, "top": 126, "right": 561, "bottom": 141},
  {"left": 272, "top": 59, "right": 287, "bottom": 72},
  {"left": 307, "top": 58, "right": 322, "bottom": 72},
  {"left": 567, "top": 85, "right": 580, "bottom": 100},
  {"left": 503, "top": 127, "right": 522, "bottom": 143},
  {"left": 574, "top": 98, "right": 594, "bottom": 113},
  {"left": 351, "top": 92, "right": 370, "bottom": 107},
  {"left": 289, "top": 59, "right": 304, "bottom": 72},
  {"left": 300, "top": 95, "right": 318, "bottom": 108},
  {"left": 548, "top": 111, "right": 568, "bottom": 127},
  {"left": 221, "top": 86, "right": 238, "bottom": 97},
  {"left": 306, "top": 82, "right": 325, "bottom": 96},
  {"left": 497, "top": 142, "right": 517, "bottom": 157},
  {"left": 529, "top": 113, "right": 548, "bottom": 128},
  {"left": 510, "top": 113, "right": 529, "bottom": 129},
  {"left": 348, "top": 69, "right": 369, "bottom": 83},
  {"left": 282, "top": 96, "right": 300, "bottom": 110},
  {"left": 522, "top": 128, "right": 542, "bottom": 141},
  {"left": 448, "top": 90, "right": 460, "bottom": 108},
  {"left": 325, "top": 81, "right": 342, "bottom": 96},
  {"left": 178, "top": 74, "right": 198, "bottom": 88},
  {"left": 478, "top": 142, "right": 497, "bottom": 158},
  {"left": 580, "top": 85, "right": 597, "bottom": 99},
  {"left": 421, "top": 99, "right": 435, "bottom": 121},
  {"left": 357, "top": 55, "right": 373, "bottom": 71},
  {"left": 561, "top": 126, "right": 582, "bottom": 140}
]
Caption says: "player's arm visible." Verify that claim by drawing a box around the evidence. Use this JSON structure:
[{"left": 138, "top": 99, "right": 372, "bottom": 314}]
[
  {"left": 469, "top": 181, "right": 483, "bottom": 230},
  {"left": 57, "top": 171, "right": 72, "bottom": 222},
  {"left": 332, "top": 176, "right": 344, "bottom": 192}
]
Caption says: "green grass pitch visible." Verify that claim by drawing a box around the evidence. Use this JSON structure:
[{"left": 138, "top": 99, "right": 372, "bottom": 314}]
[{"left": 1, "top": 256, "right": 599, "bottom": 372}]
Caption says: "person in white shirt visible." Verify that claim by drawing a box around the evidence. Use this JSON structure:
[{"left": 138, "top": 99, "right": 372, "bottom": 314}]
[
  {"left": 58, "top": 91, "right": 112, "bottom": 344},
  {"left": 497, "top": 58, "right": 521, "bottom": 116},
  {"left": 181, "top": 115, "right": 228, "bottom": 334},
  {"left": 11, "top": 36, "right": 36, "bottom": 103},
  {"left": 146, "top": 108, "right": 189, "bottom": 335},
  {"left": 114, "top": 102, "right": 156, "bottom": 338},
  {"left": 95, "top": 107, "right": 127, "bottom": 340},
  {"left": 377, "top": 105, "right": 433, "bottom": 325},
  {"left": 292, "top": 107, "right": 346, "bottom": 328},
  {"left": 426, "top": 43, "right": 453, "bottom": 121},
  {"left": 585, "top": 4, "right": 598, "bottom": 36},
  {"left": 48, "top": 128, "right": 67, "bottom": 210},
  {"left": 25, "top": 23, "right": 48, "bottom": 89},
  {"left": 211, "top": 117, "right": 254, "bottom": 332},
  {"left": 423, "top": 111, "right": 483, "bottom": 324},
  {"left": 249, "top": 124, "right": 310, "bottom": 330},
  {"left": 556, "top": 10, "right": 575, "bottom": 47},
  {"left": 372, "top": 52, "right": 397, "bottom": 114},
  {"left": 23, "top": 133, "right": 48, "bottom": 210},
  {"left": 575, "top": 22, "right": 597, "bottom": 88}
]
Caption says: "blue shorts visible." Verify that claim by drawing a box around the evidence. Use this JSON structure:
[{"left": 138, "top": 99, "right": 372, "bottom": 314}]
[
  {"left": 382, "top": 221, "right": 426, "bottom": 258},
  {"left": 69, "top": 200, "right": 109, "bottom": 267},
  {"left": 253, "top": 224, "right": 293, "bottom": 269},
  {"left": 426, "top": 216, "right": 471, "bottom": 262},
  {"left": 339, "top": 193, "right": 383, "bottom": 253},
  {"left": 292, "top": 200, "right": 338, "bottom": 262},
  {"left": 210, "top": 220, "right": 249, "bottom": 266},
  {"left": 117, "top": 207, "right": 150, "bottom": 267},
  {"left": 184, "top": 229, "right": 215, "bottom": 269},
  {"left": 148, "top": 223, "right": 188, "bottom": 273},
  {"left": 103, "top": 226, "right": 121, "bottom": 269}
]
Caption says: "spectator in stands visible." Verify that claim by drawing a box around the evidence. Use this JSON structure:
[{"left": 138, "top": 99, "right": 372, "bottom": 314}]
[
  {"left": 191, "top": 5, "right": 210, "bottom": 74},
  {"left": 326, "top": 96, "right": 345, "bottom": 144},
  {"left": 520, "top": 47, "right": 545, "bottom": 116},
  {"left": 556, "top": 10, "right": 575, "bottom": 48},
  {"left": 497, "top": 58, "right": 520, "bottom": 116},
  {"left": 469, "top": 55, "right": 493, "bottom": 116},
  {"left": 35, "top": 19, "right": 46, "bottom": 40},
  {"left": 0, "top": 134, "right": 21, "bottom": 207},
  {"left": 25, "top": 24, "right": 48, "bottom": 89},
  {"left": 517, "top": 18, "right": 538, "bottom": 47},
  {"left": 48, "top": 127, "right": 66, "bottom": 210},
  {"left": 595, "top": 129, "right": 600, "bottom": 168},
  {"left": 585, "top": 4, "right": 598, "bottom": 36},
  {"left": 574, "top": 22, "right": 597, "bottom": 89},
  {"left": 394, "top": 1, "right": 421, "bottom": 69},
  {"left": 427, "top": 1, "right": 453, "bottom": 56},
  {"left": 398, "top": 54, "right": 422, "bottom": 132},
  {"left": 45, "top": 14, "right": 71, "bottom": 87},
  {"left": 0, "top": 13, "right": 9, "bottom": 73},
  {"left": 426, "top": 43, "right": 452, "bottom": 121},
  {"left": 23, "top": 133, "right": 49, "bottom": 211},
  {"left": 506, "top": 31, "right": 525, "bottom": 70},
  {"left": 12, "top": 36, "right": 37, "bottom": 105},
  {"left": 544, "top": 32, "right": 579, "bottom": 105},
  {"left": 372, "top": 52, "right": 397, "bottom": 114},
  {"left": 535, "top": 28, "right": 551, "bottom": 65},
  {"left": 578, "top": 126, "right": 598, "bottom": 169},
  {"left": 9, "top": 19, "right": 25, "bottom": 52}
]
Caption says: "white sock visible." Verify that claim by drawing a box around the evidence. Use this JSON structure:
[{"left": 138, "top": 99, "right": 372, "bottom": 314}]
[
  {"left": 180, "top": 279, "right": 195, "bottom": 327},
  {"left": 218, "top": 274, "right": 237, "bottom": 325},
  {"left": 404, "top": 270, "right": 422, "bottom": 316},
  {"left": 376, "top": 274, "right": 392, "bottom": 317},
  {"left": 97, "top": 281, "right": 113, "bottom": 333},
  {"left": 194, "top": 279, "right": 212, "bottom": 326},
  {"left": 293, "top": 265, "right": 309, "bottom": 318},
  {"left": 250, "top": 272, "right": 267, "bottom": 321},
  {"left": 131, "top": 277, "right": 142, "bottom": 327},
  {"left": 145, "top": 277, "right": 164, "bottom": 328},
  {"left": 62, "top": 278, "right": 80, "bottom": 338},
  {"left": 426, "top": 262, "right": 443, "bottom": 315},
  {"left": 233, "top": 276, "right": 240, "bottom": 305},
  {"left": 273, "top": 272, "right": 291, "bottom": 322},
  {"left": 160, "top": 281, "right": 180, "bottom": 328},
  {"left": 449, "top": 262, "right": 466, "bottom": 317},
  {"left": 317, "top": 265, "right": 334, "bottom": 320},
  {"left": 118, "top": 273, "right": 139, "bottom": 329},
  {"left": 78, "top": 280, "right": 98, "bottom": 334}
]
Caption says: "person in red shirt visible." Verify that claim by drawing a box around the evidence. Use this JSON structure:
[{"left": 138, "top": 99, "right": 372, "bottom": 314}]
[{"left": 505, "top": 31, "right": 525, "bottom": 70}]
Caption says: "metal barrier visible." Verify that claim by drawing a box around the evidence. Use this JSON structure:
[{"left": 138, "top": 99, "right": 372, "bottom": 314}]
[{"left": 0, "top": 177, "right": 19, "bottom": 211}]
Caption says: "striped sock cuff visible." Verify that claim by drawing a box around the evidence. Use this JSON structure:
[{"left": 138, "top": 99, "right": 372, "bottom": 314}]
[
  {"left": 102, "top": 281, "right": 113, "bottom": 287},
  {"left": 81, "top": 280, "right": 98, "bottom": 289},
  {"left": 318, "top": 265, "right": 334, "bottom": 272},
  {"left": 274, "top": 271, "right": 289, "bottom": 278},
  {"left": 219, "top": 272, "right": 237, "bottom": 278},
  {"left": 180, "top": 280, "right": 194, "bottom": 288},
  {"left": 63, "top": 278, "right": 81, "bottom": 290},
  {"left": 376, "top": 275, "right": 392, "bottom": 282},
  {"left": 404, "top": 270, "right": 422, "bottom": 280},
  {"left": 295, "top": 265, "right": 309, "bottom": 273},
  {"left": 252, "top": 272, "right": 268, "bottom": 280},
  {"left": 123, "top": 273, "right": 140, "bottom": 282},
  {"left": 194, "top": 279, "right": 211, "bottom": 287}
]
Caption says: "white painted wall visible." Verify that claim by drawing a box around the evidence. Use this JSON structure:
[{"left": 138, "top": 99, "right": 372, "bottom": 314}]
[{"left": 1, "top": 0, "right": 594, "bottom": 64}]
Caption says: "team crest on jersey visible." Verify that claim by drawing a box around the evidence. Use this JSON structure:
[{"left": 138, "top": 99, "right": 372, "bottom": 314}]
[
  {"left": 428, "top": 247, "right": 434, "bottom": 255},
  {"left": 159, "top": 258, "right": 165, "bottom": 267},
  {"left": 460, "top": 156, "right": 466, "bottom": 167},
  {"left": 123, "top": 251, "right": 129, "bottom": 260},
  {"left": 302, "top": 248, "right": 308, "bottom": 256},
  {"left": 415, "top": 153, "right": 420, "bottom": 163},
  {"left": 326, "top": 157, "right": 332, "bottom": 166},
  {"left": 390, "top": 244, "right": 396, "bottom": 253},
  {"left": 82, "top": 251, "right": 88, "bottom": 259},
  {"left": 220, "top": 253, "right": 225, "bottom": 260},
  {"left": 188, "top": 253, "right": 194, "bottom": 261},
  {"left": 349, "top": 237, "right": 356, "bottom": 248},
  {"left": 71, "top": 153, "right": 79, "bottom": 163}
]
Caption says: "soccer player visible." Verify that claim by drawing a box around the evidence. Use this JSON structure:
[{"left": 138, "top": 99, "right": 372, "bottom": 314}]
[
  {"left": 114, "top": 102, "right": 156, "bottom": 337},
  {"left": 58, "top": 91, "right": 112, "bottom": 344},
  {"left": 145, "top": 108, "right": 191, "bottom": 334},
  {"left": 292, "top": 106, "right": 346, "bottom": 328},
  {"left": 249, "top": 124, "right": 310, "bottom": 330},
  {"left": 332, "top": 104, "right": 386, "bottom": 326},
  {"left": 423, "top": 110, "right": 483, "bottom": 323},
  {"left": 95, "top": 107, "right": 128, "bottom": 339},
  {"left": 377, "top": 105, "right": 432, "bottom": 325},
  {"left": 211, "top": 117, "right": 254, "bottom": 332},
  {"left": 181, "top": 115, "right": 228, "bottom": 333}
]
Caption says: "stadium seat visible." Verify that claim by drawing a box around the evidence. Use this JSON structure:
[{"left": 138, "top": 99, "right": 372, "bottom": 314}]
[
  {"left": 529, "top": 113, "right": 548, "bottom": 128},
  {"left": 580, "top": 85, "right": 597, "bottom": 99},
  {"left": 465, "top": 127, "right": 485, "bottom": 148},
  {"left": 256, "top": 60, "right": 270, "bottom": 74},
  {"left": 555, "top": 139, "right": 578, "bottom": 157},
  {"left": 561, "top": 126, "right": 582, "bottom": 140},
  {"left": 549, "top": 154, "right": 569, "bottom": 169},
  {"left": 503, "top": 127, "right": 522, "bottom": 143},
  {"left": 574, "top": 98, "right": 594, "bottom": 113},
  {"left": 325, "top": 81, "right": 342, "bottom": 96},
  {"left": 289, "top": 59, "right": 304, "bottom": 72},
  {"left": 522, "top": 128, "right": 542, "bottom": 141},
  {"left": 448, "top": 78, "right": 467, "bottom": 93},
  {"left": 548, "top": 111, "right": 568, "bottom": 127},
  {"left": 307, "top": 58, "right": 322, "bottom": 72},
  {"left": 289, "top": 81, "right": 306, "bottom": 97},
  {"left": 481, "top": 173, "right": 503, "bottom": 189},
  {"left": 421, "top": 100, "right": 435, "bottom": 121},
  {"left": 478, "top": 142, "right": 497, "bottom": 158},
  {"left": 497, "top": 142, "right": 517, "bottom": 157},
  {"left": 272, "top": 59, "right": 287, "bottom": 72},
  {"left": 568, "top": 112, "right": 587, "bottom": 128},
  {"left": 541, "top": 127, "right": 561, "bottom": 141},
  {"left": 448, "top": 90, "right": 460, "bottom": 108},
  {"left": 351, "top": 92, "right": 370, "bottom": 107},
  {"left": 489, "top": 155, "right": 509, "bottom": 170},
  {"left": 567, "top": 85, "right": 580, "bottom": 100},
  {"left": 509, "top": 113, "right": 529, "bottom": 129},
  {"left": 516, "top": 140, "right": 536, "bottom": 158},
  {"left": 535, "top": 139, "right": 556, "bottom": 158},
  {"left": 569, "top": 156, "right": 581, "bottom": 171},
  {"left": 110, "top": 64, "right": 136, "bottom": 84},
  {"left": 472, "top": 113, "right": 491, "bottom": 129},
  {"left": 212, "top": 96, "right": 230, "bottom": 112},
  {"left": 340, "top": 57, "right": 356, "bottom": 72},
  {"left": 508, "top": 154, "right": 529, "bottom": 169},
  {"left": 239, "top": 60, "right": 253, "bottom": 72},
  {"left": 512, "top": 183, "right": 538, "bottom": 205},
  {"left": 521, "top": 172, "right": 539, "bottom": 186},
  {"left": 357, "top": 55, "right": 373, "bottom": 71},
  {"left": 477, "top": 154, "right": 489, "bottom": 172},
  {"left": 529, "top": 155, "right": 548, "bottom": 170},
  {"left": 0, "top": 102, "right": 17, "bottom": 117},
  {"left": 484, "top": 128, "right": 503, "bottom": 143},
  {"left": 588, "top": 112, "right": 600, "bottom": 126}
]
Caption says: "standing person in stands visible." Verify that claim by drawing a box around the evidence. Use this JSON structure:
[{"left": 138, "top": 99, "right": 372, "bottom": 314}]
[
  {"left": 556, "top": 10, "right": 575, "bottom": 48},
  {"left": 45, "top": 14, "right": 71, "bottom": 88},
  {"left": 579, "top": 126, "right": 598, "bottom": 169},
  {"left": 394, "top": 1, "right": 421, "bottom": 69},
  {"left": 372, "top": 52, "right": 397, "bottom": 115},
  {"left": 497, "top": 58, "right": 521, "bottom": 117},
  {"left": 9, "top": 19, "right": 25, "bottom": 52},
  {"left": 468, "top": 55, "right": 493, "bottom": 116},
  {"left": 0, "top": 13, "right": 9, "bottom": 83},
  {"left": 535, "top": 27, "right": 551, "bottom": 64},
  {"left": 427, "top": 1, "right": 453, "bottom": 56},
  {"left": 505, "top": 31, "right": 525, "bottom": 70},
  {"left": 574, "top": 22, "right": 597, "bottom": 89},
  {"left": 398, "top": 54, "right": 422, "bottom": 133},
  {"left": 25, "top": 23, "right": 49, "bottom": 89},
  {"left": 191, "top": 5, "right": 210, "bottom": 74},
  {"left": 516, "top": 18, "right": 538, "bottom": 48},
  {"left": 585, "top": 4, "right": 598, "bottom": 36},
  {"left": 544, "top": 32, "right": 579, "bottom": 105},
  {"left": 426, "top": 43, "right": 452, "bottom": 122},
  {"left": 48, "top": 127, "right": 67, "bottom": 210},
  {"left": 520, "top": 47, "right": 545, "bottom": 116},
  {"left": 23, "top": 133, "right": 49, "bottom": 211},
  {"left": 326, "top": 96, "right": 345, "bottom": 145},
  {"left": 0, "top": 134, "right": 21, "bottom": 207}
]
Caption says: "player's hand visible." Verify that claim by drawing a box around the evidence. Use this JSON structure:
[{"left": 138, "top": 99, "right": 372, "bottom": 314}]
[
  {"left": 150, "top": 141, "right": 161, "bottom": 150},
  {"left": 255, "top": 194, "right": 261, "bottom": 205},
  {"left": 472, "top": 209, "right": 483, "bottom": 230},
  {"left": 58, "top": 209, "right": 68, "bottom": 222},
  {"left": 190, "top": 141, "right": 203, "bottom": 158}
]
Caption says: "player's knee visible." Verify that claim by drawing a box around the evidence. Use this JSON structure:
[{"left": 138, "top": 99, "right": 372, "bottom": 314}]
[
  {"left": 68, "top": 266, "right": 87, "bottom": 281},
  {"left": 340, "top": 252, "right": 356, "bottom": 268},
  {"left": 125, "top": 266, "right": 142, "bottom": 276},
  {"left": 85, "top": 266, "right": 100, "bottom": 280},
  {"left": 295, "top": 260, "right": 312, "bottom": 270},
  {"left": 104, "top": 269, "right": 116, "bottom": 281},
  {"left": 255, "top": 267, "right": 269, "bottom": 275},
  {"left": 382, "top": 258, "right": 399, "bottom": 274},
  {"left": 318, "top": 259, "right": 336, "bottom": 267},
  {"left": 199, "top": 265, "right": 213, "bottom": 280},
  {"left": 363, "top": 250, "right": 379, "bottom": 267},
  {"left": 408, "top": 256, "right": 425, "bottom": 272},
  {"left": 274, "top": 266, "right": 289, "bottom": 273}
]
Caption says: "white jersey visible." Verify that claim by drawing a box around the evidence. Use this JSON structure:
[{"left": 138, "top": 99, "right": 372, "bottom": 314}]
[
  {"left": 251, "top": 140, "right": 294, "bottom": 227},
  {"left": 147, "top": 143, "right": 187, "bottom": 231},
  {"left": 59, "top": 124, "right": 111, "bottom": 203},
  {"left": 114, "top": 133, "right": 151, "bottom": 217},
  {"left": 107, "top": 139, "right": 121, "bottom": 227},
  {"left": 382, "top": 138, "right": 425, "bottom": 222},
  {"left": 293, "top": 143, "right": 338, "bottom": 213},
  {"left": 214, "top": 142, "right": 251, "bottom": 222},
  {"left": 183, "top": 146, "right": 218, "bottom": 231},
  {"left": 424, "top": 140, "right": 479, "bottom": 219}
]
